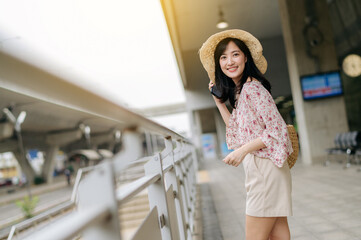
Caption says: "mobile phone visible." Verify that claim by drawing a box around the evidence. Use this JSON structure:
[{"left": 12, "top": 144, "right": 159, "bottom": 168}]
[{"left": 211, "top": 85, "right": 222, "bottom": 98}]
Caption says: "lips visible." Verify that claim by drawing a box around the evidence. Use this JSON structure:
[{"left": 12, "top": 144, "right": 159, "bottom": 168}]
[{"left": 227, "top": 66, "right": 238, "bottom": 72}]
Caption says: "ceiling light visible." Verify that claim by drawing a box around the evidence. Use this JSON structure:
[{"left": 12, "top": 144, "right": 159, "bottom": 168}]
[{"left": 216, "top": 7, "right": 228, "bottom": 29}]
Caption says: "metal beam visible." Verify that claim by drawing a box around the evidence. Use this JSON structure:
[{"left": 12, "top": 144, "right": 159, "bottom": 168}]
[
  {"left": 0, "top": 50, "right": 190, "bottom": 143},
  {"left": 0, "top": 122, "right": 13, "bottom": 141}
]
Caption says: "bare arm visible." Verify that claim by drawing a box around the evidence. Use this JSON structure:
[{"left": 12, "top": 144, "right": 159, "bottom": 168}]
[
  {"left": 209, "top": 82, "right": 231, "bottom": 127},
  {"left": 215, "top": 101, "right": 231, "bottom": 127},
  {"left": 223, "top": 137, "right": 266, "bottom": 167},
  {"left": 241, "top": 137, "right": 266, "bottom": 154}
]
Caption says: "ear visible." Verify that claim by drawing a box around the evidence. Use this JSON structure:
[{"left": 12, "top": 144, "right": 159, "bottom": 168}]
[{"left": 245, "top": 56, "right": 248, "bottom": 63}]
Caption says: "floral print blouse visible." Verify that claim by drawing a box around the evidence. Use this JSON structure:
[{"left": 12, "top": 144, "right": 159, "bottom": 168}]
[{"left": 226, "top": 81, "right": 293, "bottom": 168}]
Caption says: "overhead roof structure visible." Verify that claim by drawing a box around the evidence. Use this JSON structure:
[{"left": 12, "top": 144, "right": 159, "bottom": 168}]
[{"left": 161, "top": 0, "right": 283, "bottom": 89}]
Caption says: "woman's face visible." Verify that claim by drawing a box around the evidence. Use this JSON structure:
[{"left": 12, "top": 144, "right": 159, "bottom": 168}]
[{"left": 219, "top": 41, "right": 247, "bottom": 83}]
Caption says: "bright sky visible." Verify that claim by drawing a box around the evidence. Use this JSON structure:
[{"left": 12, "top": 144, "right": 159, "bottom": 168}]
[
  {"left": 151, "top": 112, "right": 191, "bottom": 138},
  {"left": 0, "top": 0, "right": 186, "bottom": 109}
]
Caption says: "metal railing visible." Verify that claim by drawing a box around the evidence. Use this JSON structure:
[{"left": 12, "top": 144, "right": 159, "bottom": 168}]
[
  {"left": 17, "top": 135, "right": 197, "bottom": 240},
  {"left": 6, "top": 201, "right": 74, "bottom": 240},
  {"left": 5, "top": 165, "right": 99, "bottom": 240},
  {"left": 1, "top": 48, "right": 199, "bottom": 240},
  {"left": 19, "top": 135, "right": 197, "bottom": 240}
]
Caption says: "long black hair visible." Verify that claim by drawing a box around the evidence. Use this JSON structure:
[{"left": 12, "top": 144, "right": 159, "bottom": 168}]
[{"left": 214, "top": 37, "right": 271, "bottom": 108}]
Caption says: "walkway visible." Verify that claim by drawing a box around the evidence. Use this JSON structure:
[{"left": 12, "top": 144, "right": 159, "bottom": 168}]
[{"left": 200, "top": 157, "right": 361, "bottom": 240}]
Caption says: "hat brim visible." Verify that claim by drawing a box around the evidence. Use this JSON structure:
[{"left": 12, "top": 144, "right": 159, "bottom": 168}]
[{"left": 199, "top": 29, "right": 267, "bottom": 83}]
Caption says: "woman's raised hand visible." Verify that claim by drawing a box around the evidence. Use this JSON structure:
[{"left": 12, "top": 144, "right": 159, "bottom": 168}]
[
  {"left": 208, "top": 81, "right": 214, "bottom": 91},
  {"left": 208, "top": 81, "right": 222, "bottom": 104},
  {"left": 209, "top": 81, "right": 231, "bottom": 127}
]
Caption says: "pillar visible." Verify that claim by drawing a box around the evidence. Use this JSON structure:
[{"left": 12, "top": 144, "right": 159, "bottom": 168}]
[
  {"left": 189, "top": 110, "right": 203, "bottom": 160},
  {"left": 42, "top": 145, "right": 59, "bottom": 183},
  {"left": 213, "top": 109, "right": 226, "bottom": 158},
  {"left": 278, "top": 0, "right": 349, "bottom": 164},
  {"left": 13, "top": 150, "right": 36, "bottom": 184}
]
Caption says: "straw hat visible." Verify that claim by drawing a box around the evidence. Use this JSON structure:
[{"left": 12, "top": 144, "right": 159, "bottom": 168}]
[{"left": 199, "top": 29, "right": 267, "bottom": 83}]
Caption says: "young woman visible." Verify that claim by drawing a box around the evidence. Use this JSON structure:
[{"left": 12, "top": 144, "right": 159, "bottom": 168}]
[{"left": 199, "top": 29, "right": 294, "bottom": 240}]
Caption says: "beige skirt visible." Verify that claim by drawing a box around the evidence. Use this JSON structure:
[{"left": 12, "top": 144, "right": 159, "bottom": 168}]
[{"left": 243, "top": 154, "right": 292, "bottom": 217}]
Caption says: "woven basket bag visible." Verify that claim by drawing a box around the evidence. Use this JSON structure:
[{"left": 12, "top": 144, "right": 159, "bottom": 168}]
[{"left": 287, "top": 125, "right": 299, "bottom": 169}]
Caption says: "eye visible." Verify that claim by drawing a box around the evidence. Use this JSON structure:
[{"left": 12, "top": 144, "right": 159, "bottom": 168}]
[
  {"left": 233, "top": 53, "right": 239, "bottom": 57},
  {"left": 220, "top": 55, "right": 227, "bottom": 60}
]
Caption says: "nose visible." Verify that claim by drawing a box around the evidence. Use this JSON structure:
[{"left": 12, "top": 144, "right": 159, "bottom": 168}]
[{"left": 226, "top": 57, "right": 234, "bottom": 65}]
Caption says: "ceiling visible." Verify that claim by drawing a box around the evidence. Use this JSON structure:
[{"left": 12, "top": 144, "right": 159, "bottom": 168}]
[
  {"left": 0, "top": 49, "right": 188, "bottom": 153},
  {"left": 0, "top": 0, "right": 285, "bottom": 148},
  {"left": 171, "top": 0, "right": 283, "bottom": 52},
  {"left": 162, "top": 0, "right": 284, "bottom": 91},
  {"left": 0, "top": 87, "right": 118, "bottom": 133}
]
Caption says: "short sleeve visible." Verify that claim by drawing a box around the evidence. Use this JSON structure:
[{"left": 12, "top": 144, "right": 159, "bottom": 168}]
[{"left": 244, "top": 83, "right": 293, "bottom": 167}]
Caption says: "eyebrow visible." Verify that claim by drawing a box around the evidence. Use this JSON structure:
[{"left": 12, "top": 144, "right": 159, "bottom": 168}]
[{"left": 221, "top": 50, "right": 241, "bottom": 55}]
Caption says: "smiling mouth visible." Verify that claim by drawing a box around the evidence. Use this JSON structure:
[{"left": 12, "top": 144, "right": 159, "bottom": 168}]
[{"left": 228, "top": 67, "right": 238, "bottom": 72}]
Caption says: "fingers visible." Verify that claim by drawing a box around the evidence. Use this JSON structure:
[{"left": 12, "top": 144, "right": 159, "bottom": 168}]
[
  {"left": 223, "top": 156, "right": 237, "bottom": 167},
  {"left": 208, "top": 82, "right": 214, "bottom": 91}
]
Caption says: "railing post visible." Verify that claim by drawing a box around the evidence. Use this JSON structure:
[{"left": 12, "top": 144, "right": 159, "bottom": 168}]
[
  {"left": 113, "top": 129, "right": 144, "bottom": 174},
  {"left": 181, "top": 142, "right": 197, "bottom": 237},
  {"left": 144, "top": 131, "right": 153, "bottom": 155},
  {"left": 179, "top": 149, "right": 192, "bottom": 211},
  {"left": 186, "top": 152, "right": 196, "bottom": 233},
  {"left": 173, "top": 140, "right": 190, "bottom": 238},
  {"left": 71, "top": 168, "right": 83, "bottom": 203},
  {"left": 77, "top": 161, "right": 121, "bottom": 240},
  {"left": 190, "top": 145, "right": 199, "bottom": 198},
  {"left": 163, "top": 137, "right": 185, "bottom": 240},
  {"left": 144, "top": 153, "right": 173, "bottom": 240},
  {"left": 191, "top": 145, "right": 199, "bottom": 175},
  {"left": 175, "top": 140, "right": 192, "bottom": 239},
  {"left": 187, "top": 145, "right": 196, "bottom": 208},
  {"left": 152, "top": 134, "right": 159, "bottom": 153}
]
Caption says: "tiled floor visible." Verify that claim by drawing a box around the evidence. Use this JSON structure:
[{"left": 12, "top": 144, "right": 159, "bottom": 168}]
[{"left": 201, "top": 158, "right": 361, "bottom": 240}]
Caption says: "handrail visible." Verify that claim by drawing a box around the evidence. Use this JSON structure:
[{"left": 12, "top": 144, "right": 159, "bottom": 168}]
[
  {"left": 163, "top": 163, "right": 174, "bottom": 173},
  {"left": 7, "top": 201, "right": 74, "bottom": 240},
  {"left": 127, "top": 156, "right": 153, "bottom": 164},
  {"left": 5, "top": 165, "right": 96, "bottom": 240},
  {"left": 174, "top": 152, "right": 191, "bottom": 164},
  {"left": 4, "top": 141, "right": 192, "bottom": 240},
  {"left": 116, "top": 173, "right": 160, "bottom": 204},
  {"left": 22, "top": 205, "right": 110, "bottom": 240},
  {"left": 7, "top": 138, "right": 198, "bottom": 240},
  {"left": 160, "top": 147, "right": 173, "bottom": 161},
  {"left": 1, "top": 47, "right": 198, "bottom": 240}
]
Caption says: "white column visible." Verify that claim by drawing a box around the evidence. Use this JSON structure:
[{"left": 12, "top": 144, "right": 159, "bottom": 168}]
[
  {"left": 13, "top": 150, "right": 36, "bottom": 184},
  {"left": 43, "top": 145, "right": 59, "bottom": 183},
  {"left": 213, "top": 108, "right": 226, "bottom": 158},
  {"left": 278, "top": 0, "right": 349, "bottom": 164}
]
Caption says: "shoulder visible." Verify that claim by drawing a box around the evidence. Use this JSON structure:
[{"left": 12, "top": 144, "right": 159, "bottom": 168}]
[{"left": 242, "top": 80, "right": 268, "bottom": 96}]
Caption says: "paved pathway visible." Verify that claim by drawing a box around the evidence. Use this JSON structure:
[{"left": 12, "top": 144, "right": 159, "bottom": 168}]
[{"left": 201, "top": 158, "right": 361, "bottom": 240}]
